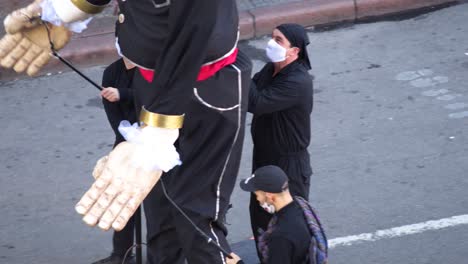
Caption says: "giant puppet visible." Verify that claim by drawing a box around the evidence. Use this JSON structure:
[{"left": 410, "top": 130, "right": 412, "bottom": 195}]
[{"left": 0, "top": 0, "right": 252, "bottom": 263}]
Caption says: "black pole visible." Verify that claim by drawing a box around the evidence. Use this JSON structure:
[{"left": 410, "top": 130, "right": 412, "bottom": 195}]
[
  {"left": 135, "top": 206, "right": 143, "bottom": 264},
  {"left": 52, "top": 51, "right": 103, "bottom": 91}
]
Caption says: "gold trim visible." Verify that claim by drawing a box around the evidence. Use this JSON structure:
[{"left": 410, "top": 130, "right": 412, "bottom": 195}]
[
  {"left": 71, "top": 0, "right": 107, "bottom": 14},
  {"left": 140, "top": 107, "right": 184, "bottom": 129}
]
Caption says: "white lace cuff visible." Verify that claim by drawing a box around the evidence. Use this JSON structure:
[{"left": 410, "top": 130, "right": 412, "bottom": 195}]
[
  {"left": 40, "top": 0, "right": 93, "bottom": 33},
  {"left": 118, "top": 121, "right": 182, "bottom": 172}
]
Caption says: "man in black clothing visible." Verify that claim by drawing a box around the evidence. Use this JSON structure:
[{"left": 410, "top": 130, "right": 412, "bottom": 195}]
[
  {"left": 248, "top": 23, "right": 314, "bottom": 260},
  {"left": 228, "top": 165, "right": 312, "bottom": 264},
  {"left": 92, "top": 58, "right": 137, "bottom": 264}
]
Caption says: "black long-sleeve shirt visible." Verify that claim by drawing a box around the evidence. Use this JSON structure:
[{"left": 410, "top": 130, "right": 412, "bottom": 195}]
[
  {"left": 101, "top": 59, "right": 137, "bottom": 147},
  {"left": 249, "top": 61, "right": 313, "bottom": 157},
  {"left": 267, "top": 201, "right": 311, "bottom": 264},
  {"left": 249, "top": 61, "right": 313, "bottom": 190}
]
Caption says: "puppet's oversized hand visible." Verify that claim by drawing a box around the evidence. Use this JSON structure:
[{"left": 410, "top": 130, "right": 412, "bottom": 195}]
[
  {"left": 3, "top": 0, "right": 43, "bottom": 35},
  {"left": 75, "top": 142, "right": 163, "bottom": 231},
  {"left": 0, "top": 22, "right": 71, "bottom": 76},
  {"left": 1, "top": 0, "right": 71, "bottom": 77}
]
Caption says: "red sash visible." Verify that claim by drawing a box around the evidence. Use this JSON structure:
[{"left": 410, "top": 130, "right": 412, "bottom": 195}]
[{"left": 138, "top": 48, "right": 238, "bottom": 83}]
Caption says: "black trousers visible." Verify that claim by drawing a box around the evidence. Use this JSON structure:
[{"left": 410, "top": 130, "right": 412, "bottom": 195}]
[
  {"left": 134, "top": 51, "right": 252, "bottom": 264},
  {"left": 144, "top": 182, "right": 231, "bottom": 264},
  {"left": 249, "top": 151, "right": 312, "bottom": 262}
]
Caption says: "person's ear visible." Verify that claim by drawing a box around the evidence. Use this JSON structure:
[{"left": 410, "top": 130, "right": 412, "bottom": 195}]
[
  {"left": 265, "top": 193, "right": 274, "bottom": 203},
  {"left": 286, "top": 47, "right": 299, "bottom": 58},
  {"left": 292, "top": 47, "right": 300, "bottom": 57}
]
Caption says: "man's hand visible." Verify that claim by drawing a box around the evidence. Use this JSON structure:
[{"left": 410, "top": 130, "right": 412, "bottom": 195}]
[
  {"left": 101, "top": 87, "right": 120, "bottom": 102},
  {"left": 75, "top": 142, "right": 163, "bottom": 231}
]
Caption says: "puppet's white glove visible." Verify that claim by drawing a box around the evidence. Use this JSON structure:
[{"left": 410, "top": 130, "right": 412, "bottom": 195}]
[
  {"left": 3, "top": 0, "right": 43, "bottom": 35},
  {"left": 0, "top": 23, "right": 71, "bottom": 76},
  {"left": 1, "top": 0, "right": 73, "bottom": 76},
  {"left": 0, "top": 0, "right": 106, "bottom": 76},
  {"left": 76, "top": 123, "right": 181, "bottom": 231},
  {"left": 75, "top": 142, "right": 164, "bottom": 231},
  {"left": 92, "top": 155, "right": 108, "bottom": 180},
  {"left": 4, "top": 0, "right": 99, "bottom": 34}
]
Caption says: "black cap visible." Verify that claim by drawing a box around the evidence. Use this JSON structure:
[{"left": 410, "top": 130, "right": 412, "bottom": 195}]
[
  {"left": 240, "top": 165, "right": 289, "bottom": 193},
  {"left": 276, "top": 23, "right": 311, "bottom": 70}
]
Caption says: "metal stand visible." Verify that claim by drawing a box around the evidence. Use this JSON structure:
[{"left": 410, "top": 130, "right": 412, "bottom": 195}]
[{"left": 134, "top": 207, "right": 143, "bottom": 264}]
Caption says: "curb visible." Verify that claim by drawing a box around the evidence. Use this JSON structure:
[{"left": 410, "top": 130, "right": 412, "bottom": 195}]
[
  {"left": 0, "top": 0, "right": 459, "bottom": 81},
  {"left": 245, "top": 0, "right": 457, "bottom": 37}
]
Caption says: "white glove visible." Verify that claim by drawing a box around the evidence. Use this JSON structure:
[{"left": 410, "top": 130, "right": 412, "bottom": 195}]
[
  {"left": 76, "top": 122, "right": 181, "bottom": 231},
  {"left": 118, "top": 121, "right": 182, "bottom": 172},
  {"left": 75, "top": 142, "right": 163, "bottom": 231}
]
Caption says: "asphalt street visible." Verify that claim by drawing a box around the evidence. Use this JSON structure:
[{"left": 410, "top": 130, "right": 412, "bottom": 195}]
[{"left": 1, "top": 3, "right": 468, "bottom": 264}]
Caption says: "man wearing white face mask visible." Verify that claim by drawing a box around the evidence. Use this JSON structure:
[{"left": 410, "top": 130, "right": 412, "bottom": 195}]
[
  {"left": 248, "top": 23, "right": 314, "bottom": 261},
  {"left": 226, "top": 165, "right": 327, "bottom": 264},
  {"left": 242, "top": 165, "right": 310, "bottom": 264}
]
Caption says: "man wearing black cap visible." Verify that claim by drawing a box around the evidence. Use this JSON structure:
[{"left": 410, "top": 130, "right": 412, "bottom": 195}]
[
  {"left": 248, "top": 23, "right": 314, "bottom": 259},
  {"left": 227, "top": 165, "right": 327, "bottom": 264}
]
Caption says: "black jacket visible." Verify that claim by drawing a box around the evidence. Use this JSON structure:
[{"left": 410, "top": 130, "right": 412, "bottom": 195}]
[
  {"left": 267, "top": 201, "right": 311, "bottom": 264},
  {"left": 249, "top": 61, "right": 314, "bottom": 196}
]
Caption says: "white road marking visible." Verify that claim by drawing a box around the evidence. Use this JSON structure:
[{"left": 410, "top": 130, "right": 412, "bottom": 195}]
[
  {"left": 410, "top": 78, "right": 435, "bottom": 87},
  {"left": 421, "top": 89, "right": 449, "bottom": 97},
  {"left": 395, "top": 70, "right": 434, "bottom": 81},
  {"left": 445, "top": 102, "right": 468, "bottom": 110},
  {"left": 396, "top": 71, "right": 421, "bottom": 81},
  {"left": 417, "top": 69, "right": 434, "bottom": 76},
  {"left": 436, "top": 94, "right": 461, "bottom": 101},
  {"left": 432, "top": 76, "right": 449, "bottom": 84},
  {"left": 410, "top": 76, "right": 449, "bottom": 88},
  {"left": 448, "top": 111, "right": 468, "bottom": 119},
  {"left": 329, "top": 214, "right": 468, "bottom": 249}
]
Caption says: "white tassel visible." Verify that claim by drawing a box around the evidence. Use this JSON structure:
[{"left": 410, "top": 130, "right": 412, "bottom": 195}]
[
  {"left": 118, "top": 121, "right": 182, "bottom": 172},
  {"left": 40, "top": 0, "right": 93, "bottom": 33}
]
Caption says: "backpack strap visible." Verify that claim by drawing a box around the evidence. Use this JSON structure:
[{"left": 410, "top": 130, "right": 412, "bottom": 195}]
[
  {"left": 294, "top": 196, "right": 328, "bottom": 264},
  {"left": 257, "top": 215, "right": 278, "bottom": 263}
]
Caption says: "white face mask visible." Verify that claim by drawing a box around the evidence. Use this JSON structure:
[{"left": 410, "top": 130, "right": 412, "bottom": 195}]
[
  {"left": 261, "top": 202, "right": 276, "bottom": 214},
  {"left": 266, "top": 39, "right": 288, "bottom": 62}
]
